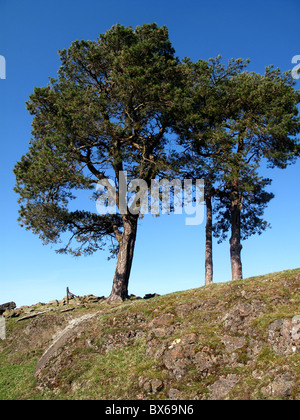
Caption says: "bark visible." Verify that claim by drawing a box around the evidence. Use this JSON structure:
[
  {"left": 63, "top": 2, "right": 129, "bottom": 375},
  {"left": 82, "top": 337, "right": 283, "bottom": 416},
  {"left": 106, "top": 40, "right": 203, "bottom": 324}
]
[
  {"left": 205, "top": 195, "right": 213, "bottom": 286},
  {"left": 230, "top": 181, "right": 243, "bottom": 281},
  {"left": 108, "top": 214, "right": 138, "bottom": 302}
]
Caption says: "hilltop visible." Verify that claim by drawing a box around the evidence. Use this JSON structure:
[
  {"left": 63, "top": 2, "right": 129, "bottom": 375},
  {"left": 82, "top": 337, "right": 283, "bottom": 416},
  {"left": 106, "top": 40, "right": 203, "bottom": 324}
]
[{"left": 0, "top": 268, "right": 299, "bottom": 400}]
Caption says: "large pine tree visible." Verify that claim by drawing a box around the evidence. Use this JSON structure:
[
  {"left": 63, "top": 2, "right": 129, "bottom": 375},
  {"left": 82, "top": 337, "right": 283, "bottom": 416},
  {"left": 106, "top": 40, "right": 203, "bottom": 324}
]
[{"left": 14, "top": 24, "right": 183, "bottom": 301}]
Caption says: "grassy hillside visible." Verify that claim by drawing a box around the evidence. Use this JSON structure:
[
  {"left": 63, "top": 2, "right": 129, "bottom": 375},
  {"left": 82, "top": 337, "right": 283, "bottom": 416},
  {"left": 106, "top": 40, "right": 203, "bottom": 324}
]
[{"left": 0, "top": 268, "right": 299, "bottom": 400}]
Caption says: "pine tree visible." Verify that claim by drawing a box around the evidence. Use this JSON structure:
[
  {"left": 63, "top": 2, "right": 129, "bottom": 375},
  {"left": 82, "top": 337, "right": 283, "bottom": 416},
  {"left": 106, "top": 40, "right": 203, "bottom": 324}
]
[
  {"left": 14, "top": 24, "right": 182, "bottom": 301},
  {"left": 176, "top": 57, "right": 300, "bottom": 282}
]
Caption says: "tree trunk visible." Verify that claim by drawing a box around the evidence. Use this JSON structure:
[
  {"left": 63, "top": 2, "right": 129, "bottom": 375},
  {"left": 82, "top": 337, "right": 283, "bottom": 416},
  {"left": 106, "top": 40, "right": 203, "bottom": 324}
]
[
  {"left": 205, "top": 195, "right": 213, "bottom": 285},
  {"left": 108, "top": 214, "right": 138, "bottom": 302},
  {"left": 230, "top": 182, "right": 243, "bottom": 281}
]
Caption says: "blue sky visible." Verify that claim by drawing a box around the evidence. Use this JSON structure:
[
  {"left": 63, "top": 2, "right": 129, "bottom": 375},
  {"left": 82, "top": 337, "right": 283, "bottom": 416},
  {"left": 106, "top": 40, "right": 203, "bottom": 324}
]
[{"left": 0, "top": 0, "right": 299, "bottom": 307}]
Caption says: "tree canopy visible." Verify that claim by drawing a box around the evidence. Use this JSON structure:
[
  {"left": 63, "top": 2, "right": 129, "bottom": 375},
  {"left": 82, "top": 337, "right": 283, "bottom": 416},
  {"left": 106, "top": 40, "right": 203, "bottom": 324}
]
[
  {"left": 14, "top": 23, "right": 183, "bottom": 300},
  {"left": 174, "top": 57, "right": 300, "bottom": 281},
  {"left": 14, "top": 24, "right": 300, "bottom": 298}
]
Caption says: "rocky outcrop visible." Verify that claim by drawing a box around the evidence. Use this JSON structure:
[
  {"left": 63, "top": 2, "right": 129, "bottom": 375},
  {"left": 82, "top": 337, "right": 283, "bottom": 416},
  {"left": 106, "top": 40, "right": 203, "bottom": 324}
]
[
  {"left": 1, "top": 269, "right": 300, "bottom": 400},
  {"left": 2, "top": 293, "right": 160, "bottom": 319},
  {"left": 35, "top": 312, "right": 99, "bottom": 375},
  {"left": 268, "top": 317, "right": 300, "bottom": 356},
  {"left": 0, "top": 302, "right": 16, "bottom": 315}
]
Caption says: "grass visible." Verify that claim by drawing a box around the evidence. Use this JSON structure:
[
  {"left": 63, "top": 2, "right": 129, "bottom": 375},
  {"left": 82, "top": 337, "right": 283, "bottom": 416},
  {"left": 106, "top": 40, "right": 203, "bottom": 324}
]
[
  {"left": 0, "top": 354, "right": 40, "bottom": 400},
  {"left": 57, "top": 339, "right": 159, "bottom": 400}
]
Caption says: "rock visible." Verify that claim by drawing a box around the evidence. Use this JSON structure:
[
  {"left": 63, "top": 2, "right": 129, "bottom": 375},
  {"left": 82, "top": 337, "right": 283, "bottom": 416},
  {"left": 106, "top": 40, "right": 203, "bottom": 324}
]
[
  {"left": 3, "top": 308, "right": 22, "bottom": 318},
  {"left": 19, "top": 305, "right": 31, "bottom": 314},
  {"left": 194, "top": 351, "right": 214, "bottom": 377},
  {"left": 292, "top": 316, "right": 300, "bottom": 341},
  {"left": 247, "top": 336, "right": 264, "bottom": 359},
  {"left": 83, "top": 295, "right": 104, "bottom": 303},
  {"left": 145, "top": 338, "right": 167, "bottom": 359},
  {"left": 207, "top": 374, "right": 240, "bottom": 400},
  {"left": 34, "top": 302, "right": 46, "bottom": 308},
  {"left": 271, "top": 373, "right": 295, "bottom": 398},
  {"left": 162, "top": 338, "right": 196, "bottom": 379},
  {"left": 138, "top": 376, "right": 147, "bottom": 387},
  {"left": 149, "top": 313, "right": 174, "bottom": 328},
  {"left": 151, "top": 326, "right": 175, "bottom": 338},
  {"left": 35, "top": 312, "right": 99, "bottom": 375},
  {"left": 222, "top": 308, "right": 244, "bottom": 331},
  {"left": 150, "top": 378, "right": 164, "bottom": 393},
  {"left": 252, "top": 370, "right": 264, "bottom": 380},
  {"left": 222, "top": 300, "right": 266, "bottom": 332},
  {"left": 138, "top": 377, "right": 164, "bottom": 394},
  {"left": 168, "top": 388, "right": 181, "bottom": 400},
  {"left": 0, "top": 302, "right": 16, "bottom": 315},
  {"left": 48, "top": 300, "right": 59, "bottom": 307},
  {"left": 143, "top": 293, "right": 160, "bottom": 300},
  {"left": 268, "top": 318, "right": 300, "bottom": 356},
  {"left": 238, "top": 302, "right": 253, "bottom": 317},
  {"left": 222, "top": 335, "right": 246, "bottom": 353},
  {"left": 261, "top": 372, "right": 295, "bottom": 398},
  {"left": 138, "top": 376, "right": 152, "bottom": 393},
  {"left": 175, "top": 302, "right": 202, "bottom": 317},
  {"left": 128, "top": 294, "right": 142, "bottom": 300},
  {"left": 163, "top": 348, "right": 189, "bottom": 379}
]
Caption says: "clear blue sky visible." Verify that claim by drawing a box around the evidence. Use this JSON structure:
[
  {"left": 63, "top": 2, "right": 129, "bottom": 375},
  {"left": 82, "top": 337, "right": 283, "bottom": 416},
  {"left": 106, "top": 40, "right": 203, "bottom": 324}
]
[{"left": 0, "top": 0, "right": 299, "bottom": 307}]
